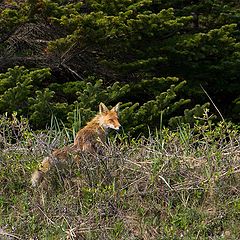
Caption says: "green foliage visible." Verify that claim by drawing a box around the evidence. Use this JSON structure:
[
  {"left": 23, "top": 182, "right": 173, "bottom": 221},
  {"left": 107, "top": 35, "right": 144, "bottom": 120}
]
[
  {"left": 169, "top": 103, "right": 211, "bottom": 128},
  {"left": 41, "top": 0, "right": 239, "bottom": 122},
  {"left": 63, "top": 76, "right": 207, "bottom": 135},
  {"left": 0, "top": 66, "right": 207, "bottom": 135},
  {"left": 29, "top": 88, "right": 55, "bottom": 128},
  {"left": 0, "top": 0, "right": 239, "bottom": 132},
  {"left": 0, "top": 66, "right": 50, "bottom": 116},
  {"left": 0, "top": 4, "right": 27, "bottom": 35}
]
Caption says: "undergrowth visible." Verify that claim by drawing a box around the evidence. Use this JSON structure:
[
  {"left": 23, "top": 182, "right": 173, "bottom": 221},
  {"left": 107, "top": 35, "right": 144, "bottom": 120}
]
[{"left": 0, "top": 111, "right": 239, "bottom": 239}]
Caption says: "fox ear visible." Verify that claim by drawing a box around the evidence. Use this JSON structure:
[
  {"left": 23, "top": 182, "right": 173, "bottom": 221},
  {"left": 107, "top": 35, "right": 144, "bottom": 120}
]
[
  {"left": 112, "top": 102, "right": 121, "bottom": 113},
  {"left": 99, "top": 102, "right": 109, "bottom": 114}
]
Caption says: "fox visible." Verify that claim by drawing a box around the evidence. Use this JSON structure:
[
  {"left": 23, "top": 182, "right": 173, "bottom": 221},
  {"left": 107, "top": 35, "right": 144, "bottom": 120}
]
[{"left": 31, "top": 102, "right": 121, "bottom": 187}]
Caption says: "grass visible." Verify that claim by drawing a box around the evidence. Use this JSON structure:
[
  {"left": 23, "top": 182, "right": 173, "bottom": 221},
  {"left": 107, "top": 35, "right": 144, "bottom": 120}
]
[{"left": 0, "top": 112, "right": 240, "bottom": 239}]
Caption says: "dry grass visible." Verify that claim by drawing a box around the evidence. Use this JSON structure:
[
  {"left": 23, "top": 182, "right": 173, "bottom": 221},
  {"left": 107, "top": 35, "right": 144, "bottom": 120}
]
[{"left": 0, "top": 113, "right": 240, "bottom": 239}]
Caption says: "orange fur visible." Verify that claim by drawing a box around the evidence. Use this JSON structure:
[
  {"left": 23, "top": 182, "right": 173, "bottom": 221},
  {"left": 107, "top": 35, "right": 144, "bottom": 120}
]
[{"left": 31, "top": 102, "right": 121, "bottom": 187}]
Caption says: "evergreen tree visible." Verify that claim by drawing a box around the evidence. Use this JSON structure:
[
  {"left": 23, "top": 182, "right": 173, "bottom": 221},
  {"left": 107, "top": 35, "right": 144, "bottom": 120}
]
[{"left": 0, "top": 0, "right": 239, "bottom": 133}]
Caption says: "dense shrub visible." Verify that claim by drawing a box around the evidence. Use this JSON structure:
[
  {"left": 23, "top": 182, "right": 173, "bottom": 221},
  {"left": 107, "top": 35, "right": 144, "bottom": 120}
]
[{"left": 0, "top": 0, "right": 239, "bottom": 133}]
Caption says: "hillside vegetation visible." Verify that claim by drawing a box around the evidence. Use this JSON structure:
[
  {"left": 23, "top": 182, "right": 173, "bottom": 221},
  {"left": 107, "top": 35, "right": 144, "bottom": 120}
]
[
  {"left": 0, "top": 1, "right": 240, "bottom": 239},
  {"left": 0, "top": 112, "right": 239, "bottom": 239}
]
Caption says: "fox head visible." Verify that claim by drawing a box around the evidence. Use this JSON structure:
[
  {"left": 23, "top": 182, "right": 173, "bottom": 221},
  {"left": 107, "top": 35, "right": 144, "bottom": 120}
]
[{"left": 99, "top": 102, "right": 121, "bottom": 131}]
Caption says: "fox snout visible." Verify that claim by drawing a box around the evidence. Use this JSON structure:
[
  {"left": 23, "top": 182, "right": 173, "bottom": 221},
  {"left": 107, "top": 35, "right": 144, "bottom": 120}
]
[
  {"left": 112, "top": 122, "right": 121, "bottom": 131},
  {"left": 106, "top": 118, "right": 121, "bottom": 130}
]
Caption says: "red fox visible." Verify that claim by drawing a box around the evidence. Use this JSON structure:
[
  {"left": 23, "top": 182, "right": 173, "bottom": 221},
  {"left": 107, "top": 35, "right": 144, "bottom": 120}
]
[{"left": 31, "top": 102, "right": 121, "bottom": 187}]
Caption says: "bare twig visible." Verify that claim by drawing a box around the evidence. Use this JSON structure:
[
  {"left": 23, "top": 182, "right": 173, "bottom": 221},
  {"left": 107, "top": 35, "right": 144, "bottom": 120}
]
[{"left": 200, "top": 84, "right": 225, "bottom": 121}]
